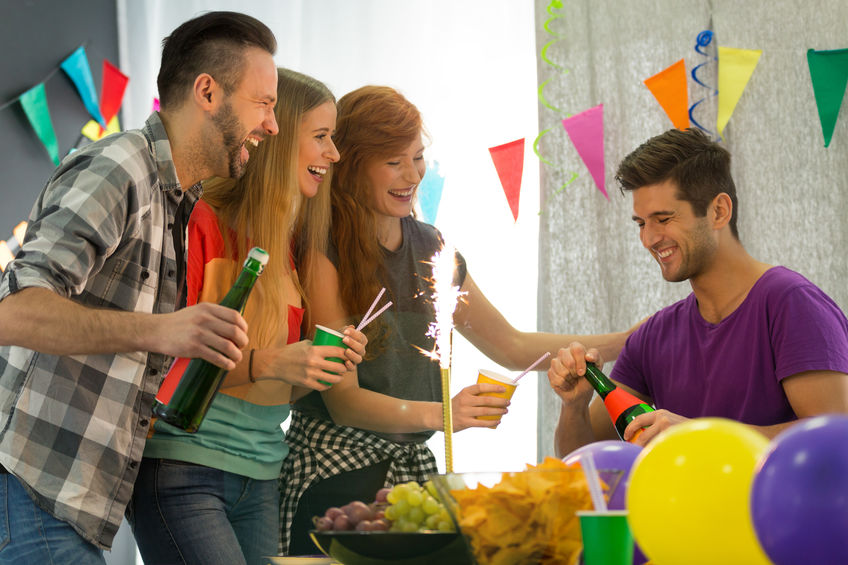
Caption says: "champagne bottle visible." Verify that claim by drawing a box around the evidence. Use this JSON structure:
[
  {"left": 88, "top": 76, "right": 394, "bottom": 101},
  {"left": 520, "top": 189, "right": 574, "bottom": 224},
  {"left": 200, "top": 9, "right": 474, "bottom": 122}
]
[
  {"left": 152, "top": 247, "right": 269, "bottom": 432},
  {"left": 583, "top": 362, "right": 654, "bottom": 443}
]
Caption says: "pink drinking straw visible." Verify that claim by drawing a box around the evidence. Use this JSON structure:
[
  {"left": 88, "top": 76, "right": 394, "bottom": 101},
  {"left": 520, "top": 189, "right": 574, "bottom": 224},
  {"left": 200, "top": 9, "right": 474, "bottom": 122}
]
[
  {"left": 357, "top": 301, "right": 393, "bottom": 330},
  {"left": 512, "top": 351, "right": 551, "bottom": 383},
  {"left": 356, "top": 288, "right": 390, "bottom": 331}
]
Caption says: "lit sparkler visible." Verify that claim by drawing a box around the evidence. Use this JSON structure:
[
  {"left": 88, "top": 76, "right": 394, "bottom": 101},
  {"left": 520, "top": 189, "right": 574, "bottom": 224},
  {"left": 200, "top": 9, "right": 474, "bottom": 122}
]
[{"left": 426, "top": 240, "right": 463, "bottom": 472}]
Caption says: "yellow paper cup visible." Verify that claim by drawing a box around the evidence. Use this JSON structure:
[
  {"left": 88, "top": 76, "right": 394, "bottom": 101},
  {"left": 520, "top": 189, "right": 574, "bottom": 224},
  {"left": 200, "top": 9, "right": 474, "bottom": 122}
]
[{"left": 476, "top": 369, "right": 517, "bottom": 420}]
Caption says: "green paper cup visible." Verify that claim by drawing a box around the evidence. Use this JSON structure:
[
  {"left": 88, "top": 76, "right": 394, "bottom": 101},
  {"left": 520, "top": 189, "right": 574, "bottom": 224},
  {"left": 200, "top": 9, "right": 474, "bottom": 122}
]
[
  {"left": 577, "top": 510, "right": 633, "bottom": 565},
  {"left": 313, "top": 325, "right": 349, "bottom": 385}
]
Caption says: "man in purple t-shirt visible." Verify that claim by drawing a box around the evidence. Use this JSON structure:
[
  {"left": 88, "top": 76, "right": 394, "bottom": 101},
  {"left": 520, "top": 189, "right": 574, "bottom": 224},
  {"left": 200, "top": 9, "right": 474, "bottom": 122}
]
[{"left": 547, "top": 128, "right": 848, "bottom": 456}]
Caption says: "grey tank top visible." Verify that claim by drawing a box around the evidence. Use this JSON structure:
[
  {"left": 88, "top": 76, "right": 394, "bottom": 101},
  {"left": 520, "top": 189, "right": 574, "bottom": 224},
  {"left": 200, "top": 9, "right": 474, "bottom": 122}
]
[{"left": 294, "top": 216, "right": 467, "bottom": 443}]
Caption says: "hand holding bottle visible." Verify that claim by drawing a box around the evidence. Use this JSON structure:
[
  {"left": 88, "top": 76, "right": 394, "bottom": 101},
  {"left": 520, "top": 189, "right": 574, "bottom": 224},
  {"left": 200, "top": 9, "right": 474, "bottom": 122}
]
[
  {"left": 150, "top": 302, "right": 249, "bottom": 370},
  {"left": 621, "top": 408, "right": 688, "bottom": 446},
  {"left": 547, "top": 341, "right": 601, "bottom": 407}
]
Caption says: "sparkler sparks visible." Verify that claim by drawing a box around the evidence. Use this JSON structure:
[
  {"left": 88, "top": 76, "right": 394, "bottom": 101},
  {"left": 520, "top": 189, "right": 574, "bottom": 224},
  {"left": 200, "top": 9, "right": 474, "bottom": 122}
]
[{"left": 417, "top": 240, "right": 464, "bottom": 473}]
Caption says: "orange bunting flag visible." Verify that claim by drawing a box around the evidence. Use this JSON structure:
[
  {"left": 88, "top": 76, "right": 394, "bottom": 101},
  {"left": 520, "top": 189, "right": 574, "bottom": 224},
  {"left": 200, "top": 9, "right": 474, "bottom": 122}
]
[
  {"left": 99, "top": 60, "right": 129, "bottom": 135},
  {"left": 644, "top": 59, "right": 690, "bottom": 130},
  {"left": 562, "top": 104, "right": 607, "bottom": 200},
  {"left": 717, "top": 47, "right": 762, "bottom": 138},
  {"left": 488, "top": 138, "right": 525, "bottom": 222}
]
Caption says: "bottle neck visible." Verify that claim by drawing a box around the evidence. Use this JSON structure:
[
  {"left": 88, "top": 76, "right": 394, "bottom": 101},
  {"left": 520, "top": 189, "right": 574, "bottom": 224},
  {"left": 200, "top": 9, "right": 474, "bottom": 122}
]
[
  {"left": 583, "top": 363, "right": 617, "bottom": 397},
  {"left": 220, "top": 269, "right": 259, "bottom": 311}
]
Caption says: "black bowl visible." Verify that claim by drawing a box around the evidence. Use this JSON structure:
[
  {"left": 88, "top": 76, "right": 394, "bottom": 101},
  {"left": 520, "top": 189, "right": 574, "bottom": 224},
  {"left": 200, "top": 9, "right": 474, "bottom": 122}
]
[{"left": 309, "top": 530, "right": 474, "bottom": 565}]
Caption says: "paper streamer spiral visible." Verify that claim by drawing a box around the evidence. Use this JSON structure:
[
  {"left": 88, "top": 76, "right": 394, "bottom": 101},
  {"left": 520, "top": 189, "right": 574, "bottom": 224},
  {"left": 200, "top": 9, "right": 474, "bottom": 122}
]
[
  {"left": 535, "top": 0, "right": 579, "bottom": 207},
  {"left": 689, "top": 30, "right": 719, "bottom": 138}
]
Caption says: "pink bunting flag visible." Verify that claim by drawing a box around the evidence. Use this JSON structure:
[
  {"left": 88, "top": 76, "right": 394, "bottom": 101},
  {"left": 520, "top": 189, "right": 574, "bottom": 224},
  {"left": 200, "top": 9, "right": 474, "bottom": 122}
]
[
  {"left": 488, "top": 138, "right": 525, "bottom": 222},
  {"left": 98, "top": 60, "right": 129, "bottom": 135},
  {"left": 153, "top": 97, "right": 160, "bottom": 112},
  {"left": 562, "top": 104, "right": 607, "bottom": 200}
]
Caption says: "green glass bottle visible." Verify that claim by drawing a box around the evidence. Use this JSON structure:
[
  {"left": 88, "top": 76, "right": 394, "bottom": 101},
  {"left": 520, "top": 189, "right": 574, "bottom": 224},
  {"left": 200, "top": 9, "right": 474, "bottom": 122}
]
[
  {"left": 583, "top": 362, "right": 655, "bottom": 443},
  {"left": 152, "top": 247, "right": 269, "bottom": 432}
]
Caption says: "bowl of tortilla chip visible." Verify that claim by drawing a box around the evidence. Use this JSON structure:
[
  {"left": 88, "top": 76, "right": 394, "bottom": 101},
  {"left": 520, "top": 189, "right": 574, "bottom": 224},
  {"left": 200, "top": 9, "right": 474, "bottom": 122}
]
[{"left": 432, "top": 457, "right": 624, "bottom": 565}]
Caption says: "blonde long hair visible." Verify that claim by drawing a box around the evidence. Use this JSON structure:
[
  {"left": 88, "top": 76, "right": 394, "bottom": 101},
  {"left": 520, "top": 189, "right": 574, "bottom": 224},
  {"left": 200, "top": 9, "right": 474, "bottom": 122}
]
[{"left": 201, "top": 68, "right": 334, "bottom": 347}]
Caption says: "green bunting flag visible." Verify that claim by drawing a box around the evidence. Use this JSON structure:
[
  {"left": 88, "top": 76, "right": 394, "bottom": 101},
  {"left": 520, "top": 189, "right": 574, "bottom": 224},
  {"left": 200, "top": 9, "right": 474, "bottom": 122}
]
[
  {"left": 807, "top": 48, "right": 848, "bottom": 147},
  {"left": 20, "top": 83, "right": 60, "bottom": 166}
]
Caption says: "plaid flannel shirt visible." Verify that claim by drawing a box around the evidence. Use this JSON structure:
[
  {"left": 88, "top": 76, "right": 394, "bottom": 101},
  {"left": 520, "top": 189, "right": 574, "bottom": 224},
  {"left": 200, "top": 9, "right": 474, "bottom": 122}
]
[{"left": 0, "top": 112, "right": 199, "bottom": 549}]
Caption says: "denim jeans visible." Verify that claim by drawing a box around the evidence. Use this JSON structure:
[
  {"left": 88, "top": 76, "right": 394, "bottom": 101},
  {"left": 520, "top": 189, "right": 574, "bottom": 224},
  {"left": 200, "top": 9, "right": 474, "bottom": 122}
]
[
  {"left": 128, "top": 458, "right": 280, "bottom": 565},
  {"left": 0, "top": 474, "right": 106, "bottom": 564}
]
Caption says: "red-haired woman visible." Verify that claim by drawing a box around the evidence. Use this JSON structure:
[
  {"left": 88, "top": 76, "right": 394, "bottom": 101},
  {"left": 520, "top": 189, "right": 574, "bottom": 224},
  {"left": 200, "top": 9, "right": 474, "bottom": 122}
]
[{"left": 280, "top": 86, "right": 636, "bottom": 555}]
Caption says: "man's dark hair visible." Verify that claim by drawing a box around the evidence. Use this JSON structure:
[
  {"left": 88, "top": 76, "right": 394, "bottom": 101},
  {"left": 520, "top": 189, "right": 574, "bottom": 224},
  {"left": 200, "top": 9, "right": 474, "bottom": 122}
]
[
  {"left": 615, "top": 128, "right": 739, "bottom": 239},
  {"left": 157, "top": 11, "right": 276, "bottom": 110}
]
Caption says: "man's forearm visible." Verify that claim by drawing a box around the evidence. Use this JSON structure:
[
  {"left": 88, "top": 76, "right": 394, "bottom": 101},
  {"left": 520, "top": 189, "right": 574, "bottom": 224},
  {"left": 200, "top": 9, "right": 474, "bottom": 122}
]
[
  {"left": 0, "top": 287, "right": 154, "bottom": 355},
  {"left": 554, "top": 400, "right": 596, "bottom": 458}
]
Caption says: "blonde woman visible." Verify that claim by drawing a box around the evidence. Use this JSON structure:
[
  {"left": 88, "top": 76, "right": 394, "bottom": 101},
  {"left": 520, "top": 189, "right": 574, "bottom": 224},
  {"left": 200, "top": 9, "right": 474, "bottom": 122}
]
[{"left": 129, "top": 69, "right": 366, "bottom": 565}]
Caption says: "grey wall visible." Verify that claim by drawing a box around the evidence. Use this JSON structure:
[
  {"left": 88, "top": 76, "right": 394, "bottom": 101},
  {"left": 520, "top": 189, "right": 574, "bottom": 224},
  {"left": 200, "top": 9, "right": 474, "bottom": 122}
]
[{"left": 0, "top": 0, "right": 119, "bottom": 239}]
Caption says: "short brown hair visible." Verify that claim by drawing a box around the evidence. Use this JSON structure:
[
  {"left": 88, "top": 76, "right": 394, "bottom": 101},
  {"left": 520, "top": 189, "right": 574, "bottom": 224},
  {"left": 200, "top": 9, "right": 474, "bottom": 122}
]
[
  {"left": 157, "top": 11, "right": 276, "bottom": 110},
  {"left": 615, "top": 128, "right": 739, "bottom": 239}
]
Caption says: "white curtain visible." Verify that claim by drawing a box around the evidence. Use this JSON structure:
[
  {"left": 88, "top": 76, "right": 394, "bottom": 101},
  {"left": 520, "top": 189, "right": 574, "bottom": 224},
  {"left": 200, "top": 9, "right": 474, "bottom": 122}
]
[
  {"left": 117, "top": 0, "right": 541, "bottom": 476},
  {"left": 534, "top": 0, "right": 848, "bottom": 459}
]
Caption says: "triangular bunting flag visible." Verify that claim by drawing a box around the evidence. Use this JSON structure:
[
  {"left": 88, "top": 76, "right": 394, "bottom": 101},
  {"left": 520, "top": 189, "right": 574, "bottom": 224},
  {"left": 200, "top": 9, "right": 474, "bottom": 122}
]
[
  {"left": 20, "top": 83, "right": 60, "bottom": 166},
  {"left": 153, "top": 97, "right": 160, "bottom": 112},
  {"left": 60, "top": 46, "right": 106, "bottom": 128},
  {"left": 807, "top": 48, "right": 848, "bottom": 147},
  {"left": 717, "top": 46, "right": 762, "bottom": 138},
  {"left": 488, "top": 138, "right": 525, "bottom": 222},
  {"left": 99, "top": 60, "right": 129, "bottom": 135},
  {"left": 82, "top": 115, "right": 121, "bottom": 142},
  {"left": 418, "top": 160, "right": 445, "bottom": 225},
  {"left": 644, "top": 58, "right": 690, "bottom": 130},
  {"left": 562, "top": 104, "right": 607, "bottom": 200}
]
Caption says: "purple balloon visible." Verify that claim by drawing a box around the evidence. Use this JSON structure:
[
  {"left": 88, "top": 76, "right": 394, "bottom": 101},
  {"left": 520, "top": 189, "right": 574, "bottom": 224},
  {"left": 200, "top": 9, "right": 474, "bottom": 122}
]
[
  {"left": 565, "top": 441, "right": 646, "bottom": 565},
  {"left": 563, "top": 440, "right": 642, "bottom": 509},
  {"left": 751, "top": 414, "right": 848, "bottom": 565}
]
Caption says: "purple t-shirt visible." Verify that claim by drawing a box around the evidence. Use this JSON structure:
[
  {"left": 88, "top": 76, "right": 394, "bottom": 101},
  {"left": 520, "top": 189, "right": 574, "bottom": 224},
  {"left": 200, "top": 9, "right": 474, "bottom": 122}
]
[{"left": 612, "top": 267, "right": 848, "bottom": 426}]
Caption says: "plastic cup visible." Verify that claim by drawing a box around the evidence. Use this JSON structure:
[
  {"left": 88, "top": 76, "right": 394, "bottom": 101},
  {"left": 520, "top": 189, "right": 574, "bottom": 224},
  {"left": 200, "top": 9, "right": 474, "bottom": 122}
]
[
  {"left": 577, "top": 510, "right": 633, "bottom": 565},
  {"left": 312, "top": 325, "right": 349, "bottom": 384},
  {"left": 476, "top": 369, "right": 517, "bottom": 421}
]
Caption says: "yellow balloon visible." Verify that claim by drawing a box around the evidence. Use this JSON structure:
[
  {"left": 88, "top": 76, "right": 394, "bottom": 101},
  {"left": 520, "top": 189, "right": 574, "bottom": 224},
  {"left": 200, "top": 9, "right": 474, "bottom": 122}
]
[{"left": 626, "top": 418, "right": 773, "bottom": 565}]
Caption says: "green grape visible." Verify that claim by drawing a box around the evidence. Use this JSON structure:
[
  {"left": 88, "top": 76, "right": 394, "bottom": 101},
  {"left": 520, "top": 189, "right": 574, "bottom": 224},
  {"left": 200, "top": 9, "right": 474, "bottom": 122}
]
[
  {"left": 425, "top": 514, "right": 441, "bottom": 530},
  {"left": 421, "top": 496, "right": 440, "bottom": 515},
  {"left": 392, "top": 498, "right": 410, "bottom": 516},
  {"left": 401, "top": 520, "right": 419, "bottom": 533},
  {"left": 437, "top": 519, "right": 454, "bottom": 532},
  {"left": 408, "top": 506, "right": 425, "bottom": 525},
  {"left": 406, "top": 489, "right": 424, "bottom": 506},
  {"left": 424, "top": 479, "right": 439, "bottom": 498},
  {"left": 384, "top": 505, "right": 398, "bottom": 521}
]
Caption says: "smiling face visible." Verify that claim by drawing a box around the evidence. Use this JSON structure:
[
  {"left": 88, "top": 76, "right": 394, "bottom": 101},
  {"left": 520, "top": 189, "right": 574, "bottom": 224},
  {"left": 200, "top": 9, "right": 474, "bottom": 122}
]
[
  {"left": 632, "top": 179, "right": 718, "bottom": 283},
  {"left": 364, "top": 136, "right": 426, "bottom": 220},
  {"left": 209, "top": 46, "right": 279, "bottom": 179},
  {"left": 297, "top": 101, "right": 340, "bottom": 198}
]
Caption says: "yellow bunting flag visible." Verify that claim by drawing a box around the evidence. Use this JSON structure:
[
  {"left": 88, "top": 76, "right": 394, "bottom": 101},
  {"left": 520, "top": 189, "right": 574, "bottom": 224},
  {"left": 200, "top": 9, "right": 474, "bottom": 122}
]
[
  {"left": 717, "top": 47, "right": 762, "bottom": 138},
  {"left": 81, "top": 115, "right": 120, "bottom": 142},
  {"left": 644, "top": 59, "right": 690, "bottom": 130}
]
